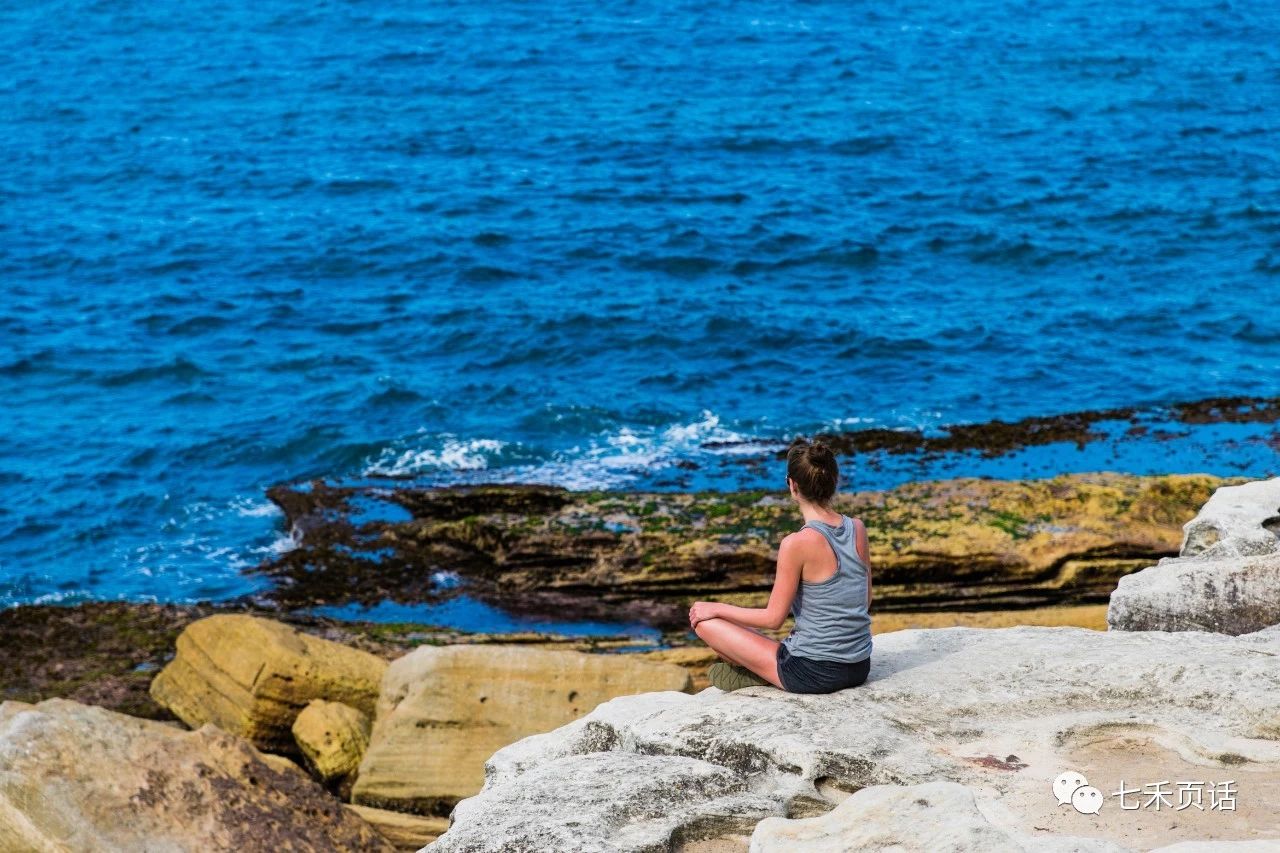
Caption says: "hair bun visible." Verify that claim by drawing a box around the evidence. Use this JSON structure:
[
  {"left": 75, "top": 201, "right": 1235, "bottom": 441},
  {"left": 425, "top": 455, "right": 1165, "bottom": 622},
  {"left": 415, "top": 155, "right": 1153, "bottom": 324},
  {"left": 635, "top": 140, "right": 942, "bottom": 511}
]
[{"left": 807, "top": 441, "right": 834, "bottom": 462}]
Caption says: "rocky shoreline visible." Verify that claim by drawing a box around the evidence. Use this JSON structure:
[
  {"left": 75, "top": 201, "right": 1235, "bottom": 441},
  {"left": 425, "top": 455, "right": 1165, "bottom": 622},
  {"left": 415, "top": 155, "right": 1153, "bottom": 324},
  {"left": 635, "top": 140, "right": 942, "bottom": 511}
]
[
  {"left": 254, "top": 471, "right": 1229, "bottom": 626},
  {"left": 3, "top": 471, "right": 1224, "bottom": 720},
  {"left": 3, "top": 470, "right": 1278, "bottom": 851}
]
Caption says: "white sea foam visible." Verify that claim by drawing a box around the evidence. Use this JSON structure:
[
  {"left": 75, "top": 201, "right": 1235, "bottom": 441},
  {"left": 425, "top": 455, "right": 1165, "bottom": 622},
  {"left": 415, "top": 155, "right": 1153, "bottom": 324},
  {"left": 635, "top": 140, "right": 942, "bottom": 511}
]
[
  {"left": 365, "top": 411, "right": 771, "bottom": 491},
  {"left": 508, "top": 411, "right": 747, "bottom": 489},
  {"left": 826, "top": 416, "right": 877, "bottom": 429},
  {"left": 231, "top": 497, "right": 283, "bottom": 518},
  {"left": 363, "top": 435, "right": 509, "bottom": 476},
  {"left": 91, "top": 489, "right": 293, "bottom": 602},
  {"left": 26, "top": 590, "right": 88, "bottom": 606},
  {"left": 227, "top": 533, "right": 296, "bottom": 569}
]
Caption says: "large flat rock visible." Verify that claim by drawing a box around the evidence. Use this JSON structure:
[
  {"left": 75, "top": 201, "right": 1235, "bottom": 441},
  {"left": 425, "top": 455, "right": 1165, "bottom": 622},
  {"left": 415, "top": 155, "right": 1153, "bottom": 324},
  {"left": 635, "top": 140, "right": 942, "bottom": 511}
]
[
  {"left": 1108, "top": 477, "right": 1280, "bottom": 633},
  {"left": 353, "top": 645, "right": 692, "bottom": 815},
  {"left": 425, "top": 625, "right": 1280, "bottom": 852},
  {"left": 149, "top": 614, "right": 387, "bottom": 753},
  {"left": 0, "top": 698, "right": 392, "bottom": 852}
]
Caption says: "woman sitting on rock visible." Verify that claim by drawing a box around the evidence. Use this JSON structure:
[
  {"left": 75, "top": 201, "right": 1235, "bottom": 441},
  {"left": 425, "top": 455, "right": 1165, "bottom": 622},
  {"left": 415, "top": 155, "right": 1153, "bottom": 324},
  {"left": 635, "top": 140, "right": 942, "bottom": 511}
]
[{"left": 689, "top": 438, "right": 873, "bottom": 693}]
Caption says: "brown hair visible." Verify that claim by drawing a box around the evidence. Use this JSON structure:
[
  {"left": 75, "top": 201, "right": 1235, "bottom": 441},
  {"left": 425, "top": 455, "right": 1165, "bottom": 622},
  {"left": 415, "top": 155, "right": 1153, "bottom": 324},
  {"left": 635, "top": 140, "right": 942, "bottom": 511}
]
[{"left": 786, "top": 438, "right": 839, "bottom": 505}]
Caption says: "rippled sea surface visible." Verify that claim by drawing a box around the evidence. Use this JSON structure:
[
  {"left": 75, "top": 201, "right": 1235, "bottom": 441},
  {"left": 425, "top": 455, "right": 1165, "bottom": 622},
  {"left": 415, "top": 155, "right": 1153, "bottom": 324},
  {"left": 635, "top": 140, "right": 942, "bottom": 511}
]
[{"left": 2, "top": 0, "right": 1279, "bottom": 607}]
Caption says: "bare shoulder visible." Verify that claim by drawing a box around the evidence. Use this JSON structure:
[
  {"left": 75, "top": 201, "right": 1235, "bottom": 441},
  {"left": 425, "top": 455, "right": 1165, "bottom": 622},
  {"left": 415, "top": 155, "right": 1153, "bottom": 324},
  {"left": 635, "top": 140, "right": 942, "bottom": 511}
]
[
  {"left": 783, "top": 527, "right": 826, "bottom": 551},
  {"left": 780, "top": 528, "right": 818, "bottom": 545}
]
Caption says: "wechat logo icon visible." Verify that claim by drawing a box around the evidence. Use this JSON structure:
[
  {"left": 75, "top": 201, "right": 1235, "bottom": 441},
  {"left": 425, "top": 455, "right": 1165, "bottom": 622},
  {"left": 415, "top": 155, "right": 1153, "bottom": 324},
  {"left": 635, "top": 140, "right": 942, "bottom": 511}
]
[{"left": 1053, "top": 771, "right": 1103, "bottom": 814}]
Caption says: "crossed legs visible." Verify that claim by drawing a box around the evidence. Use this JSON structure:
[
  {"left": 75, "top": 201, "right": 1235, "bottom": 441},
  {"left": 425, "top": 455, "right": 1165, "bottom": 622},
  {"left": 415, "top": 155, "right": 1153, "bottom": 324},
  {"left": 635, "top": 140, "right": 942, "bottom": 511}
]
[{"left": 693, "top": 617, "right": 784, "bottom": 689}]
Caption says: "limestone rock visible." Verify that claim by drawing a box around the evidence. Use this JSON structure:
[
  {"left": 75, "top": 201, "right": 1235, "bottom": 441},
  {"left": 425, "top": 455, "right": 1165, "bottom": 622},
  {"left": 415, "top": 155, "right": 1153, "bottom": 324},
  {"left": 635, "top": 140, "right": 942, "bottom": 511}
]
[
  {"left": 437, "top": 751, "right": 773, "bottom": 852},
  {"left": 426, "top": 624, "right": 1280, "bottom": 852},
  {"left": 0, "top": 698, "right": 393, "bottom": 852},
  {"left": 352, "top": 645, "right": 692, "bottom": 814},
  {"left": 293, "top": 699, "right": 371, "bottom": 783},
  {"left": 345, "top": 804, "right": 448, "bottom": 850},
  {"left": 1180, "top": 477, "right": 1280, "bottom": 558},
  {"left": 1107, "top": 552, "right": 1280, "bottom": 635},
  {"left": 1108, "top": 478, "right": 1280, "bottom": 633},
  {"left": 750, "top": 780, "right": 1127, "bottom": 852},
  {"left": 149, "top": 614, "right": 386, "bottom": 752}
]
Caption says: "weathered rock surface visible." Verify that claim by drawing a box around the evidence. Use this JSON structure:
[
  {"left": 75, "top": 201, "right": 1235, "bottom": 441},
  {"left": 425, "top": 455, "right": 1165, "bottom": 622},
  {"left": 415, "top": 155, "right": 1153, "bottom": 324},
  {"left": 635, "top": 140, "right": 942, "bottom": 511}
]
[
  {"left": 1181, "top": 477, "right": 1280, "bottom": 559},
  {"left": 0, "top": 697, "right": 393, "bottom": 852},
  {"left": 748, "top": 780, "right": 1280, "bottom": 853},
  {"left": 353, "top": 645, "right": 692, "bottom": 815},
  {"left": 1108, "top": 478, "right": 1280, "bottom": 633},
  {"left": 345, "top": 805, "right": 449, "bottom": 850},
  {"left": 258, "top": 473, "right": 1227, "bottom": 625},
  {"left": 1108, "top": 553, "right": 1280, "bottom": 635},
  {"left": 150, "top": 614, "right": 387, "bottom": 753},
  {"left": 439, "top": 750, "right": 771, "bottom": 852},
  {"left": 293, "top": 699, "right": 371, "bottom": 783},
  {"left": 750, "top": 780, "right": 1127, "bottom": 852},
  {"left": 427, "top": 624, "right": 1280, "bottom": 852}
]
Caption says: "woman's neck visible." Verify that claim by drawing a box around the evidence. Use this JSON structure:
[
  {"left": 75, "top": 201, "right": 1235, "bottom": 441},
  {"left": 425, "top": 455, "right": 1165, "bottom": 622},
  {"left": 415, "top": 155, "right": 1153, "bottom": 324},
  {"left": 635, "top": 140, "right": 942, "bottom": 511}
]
[{"left": 797, "top": 500, "right": 842, "bottom": 525}]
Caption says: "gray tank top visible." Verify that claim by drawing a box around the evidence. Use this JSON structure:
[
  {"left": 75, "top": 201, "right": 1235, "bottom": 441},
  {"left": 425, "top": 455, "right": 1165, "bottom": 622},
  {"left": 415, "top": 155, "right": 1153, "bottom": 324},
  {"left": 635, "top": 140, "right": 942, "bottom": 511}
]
[{"left": 781, "top": 515, "right": 873, "bottom": 664}]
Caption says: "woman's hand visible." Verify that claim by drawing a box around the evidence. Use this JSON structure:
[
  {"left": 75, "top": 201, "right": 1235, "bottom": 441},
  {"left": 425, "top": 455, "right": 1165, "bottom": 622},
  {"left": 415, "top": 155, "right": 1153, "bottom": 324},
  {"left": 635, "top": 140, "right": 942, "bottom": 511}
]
[{"left": 688, "top": 601, "right": 720, "bottom": 629}]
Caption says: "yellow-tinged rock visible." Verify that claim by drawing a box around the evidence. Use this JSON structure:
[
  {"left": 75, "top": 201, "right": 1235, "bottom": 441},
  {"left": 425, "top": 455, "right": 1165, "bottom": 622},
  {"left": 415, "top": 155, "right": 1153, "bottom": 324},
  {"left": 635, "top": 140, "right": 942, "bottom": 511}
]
[
  {"left": 149, "top": 614, "right": 387, "bottom": 753},
  {"left": 292, "top": 699, "right": 371, "bottom": 782},
  {"left": 352, "top": 645, "right": 692, "bottom": 813},
  {"left": 345, "top": 804, "right": 449, "bottom": 850}
]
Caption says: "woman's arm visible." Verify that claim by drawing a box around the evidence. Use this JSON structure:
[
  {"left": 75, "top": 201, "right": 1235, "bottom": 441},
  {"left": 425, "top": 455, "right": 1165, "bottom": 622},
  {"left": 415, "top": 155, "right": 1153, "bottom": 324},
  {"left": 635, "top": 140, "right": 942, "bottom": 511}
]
[
  {"left": 689, "top": 534, "right": 802, "bottom": 631},
  {"left": 857, "top": 517, "right": 872, "bottom": 610}
]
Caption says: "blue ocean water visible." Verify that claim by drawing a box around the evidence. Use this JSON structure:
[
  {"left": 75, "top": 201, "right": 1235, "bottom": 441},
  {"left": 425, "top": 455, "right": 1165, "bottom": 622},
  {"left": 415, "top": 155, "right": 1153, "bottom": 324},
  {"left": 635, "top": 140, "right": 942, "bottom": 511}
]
[{"left": 2, "top": 0, "right": 1279, "bottom": 611}]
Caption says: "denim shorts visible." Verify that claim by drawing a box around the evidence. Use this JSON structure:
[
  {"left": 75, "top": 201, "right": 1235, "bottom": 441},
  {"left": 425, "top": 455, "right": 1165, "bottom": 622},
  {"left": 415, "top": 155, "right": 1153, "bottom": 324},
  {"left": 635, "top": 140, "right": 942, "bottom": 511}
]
[{"left": 776, "top": 645, "right": 871, "bottom": 694}]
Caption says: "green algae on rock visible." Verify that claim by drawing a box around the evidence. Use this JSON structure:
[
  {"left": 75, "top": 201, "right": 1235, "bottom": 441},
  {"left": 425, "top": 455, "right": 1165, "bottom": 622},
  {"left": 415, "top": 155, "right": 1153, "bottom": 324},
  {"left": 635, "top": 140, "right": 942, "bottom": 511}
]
[{"left": 254, "top": 473, "right": 1232, "bottom": 627}]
